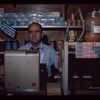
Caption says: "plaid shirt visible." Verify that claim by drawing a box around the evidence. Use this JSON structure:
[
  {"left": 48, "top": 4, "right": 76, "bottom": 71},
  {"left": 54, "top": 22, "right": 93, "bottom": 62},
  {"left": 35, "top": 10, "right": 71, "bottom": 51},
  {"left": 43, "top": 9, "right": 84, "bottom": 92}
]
[{"left": 18, "top": 42, "right": 59, "bottom": 77}]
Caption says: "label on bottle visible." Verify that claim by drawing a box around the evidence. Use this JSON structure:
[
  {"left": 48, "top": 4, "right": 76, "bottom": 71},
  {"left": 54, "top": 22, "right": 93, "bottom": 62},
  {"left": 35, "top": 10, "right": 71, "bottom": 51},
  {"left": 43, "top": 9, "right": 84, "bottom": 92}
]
[
  {"left": 94, "top": 26, "right": 100, "bottom": 33},
  {"left": 85, "top": 25, "right": 94, "bottom": 32},
  {"left": 5, "top": 43, "right": 11, "bottom": 50},
  {"left": 12, "top": 43, "right": 18, "bottom": 49}
]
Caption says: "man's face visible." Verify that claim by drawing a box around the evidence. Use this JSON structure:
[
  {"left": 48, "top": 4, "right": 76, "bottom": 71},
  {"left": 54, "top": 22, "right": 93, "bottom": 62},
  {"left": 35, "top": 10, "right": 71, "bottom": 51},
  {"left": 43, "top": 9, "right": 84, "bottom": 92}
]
[{"left": 28, "top": 24, "right": 43, "bottom": 45}]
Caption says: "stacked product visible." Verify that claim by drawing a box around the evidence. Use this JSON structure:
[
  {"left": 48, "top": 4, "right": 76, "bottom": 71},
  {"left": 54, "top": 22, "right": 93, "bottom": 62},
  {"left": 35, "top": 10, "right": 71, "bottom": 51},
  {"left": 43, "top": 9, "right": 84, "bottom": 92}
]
[
  {"left": 0, "top": 12, "right": 67, "bottom": 26},
  {"left": 68, "top": 30, "right": 78, "bottom": 49},
  {"left": 67, "top": 13, "right": 82, "bottom": 26}
]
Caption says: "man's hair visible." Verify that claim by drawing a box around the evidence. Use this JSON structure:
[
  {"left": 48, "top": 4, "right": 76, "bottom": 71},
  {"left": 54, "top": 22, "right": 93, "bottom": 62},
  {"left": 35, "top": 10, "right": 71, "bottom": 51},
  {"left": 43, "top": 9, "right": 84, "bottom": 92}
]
[{"left": 28, "top": 22, "right": 43, "bottom": 33}]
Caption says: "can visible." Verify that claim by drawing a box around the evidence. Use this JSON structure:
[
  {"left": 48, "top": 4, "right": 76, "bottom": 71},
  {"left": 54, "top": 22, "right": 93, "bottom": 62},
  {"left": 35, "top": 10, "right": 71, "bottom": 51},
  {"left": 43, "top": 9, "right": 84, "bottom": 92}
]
[
  {"left": 49, "top": 39, "right": 56, "bottom": 50},
  {"left": 12, "top": 39, "right": 18, "bottom": 50},
  {"left": 77, "top": 19, "right": 82, "bottom": 26},
  {"left": 67, "top": 19, "right": 71, "bottom": 25},
  {"left": 74, "top": 31, "right": 77, "bottom": 36},
  {"left": 5, "top": 40, "right": 11, "bottom": 50},
  {"left": 71, "top": 45, "right": 76, "bottom": 49},
  {"left": 0, "top": 40, "right": 5, "bottom": 51},
  {"left": 72, "top": 19, "right": 76, "bottom": 26},
  {"left": 68, "top": 30, "right": 75, "bottom": 37},
  {"left": 68, "top": 38, "right": 75, "bottom": 42}
]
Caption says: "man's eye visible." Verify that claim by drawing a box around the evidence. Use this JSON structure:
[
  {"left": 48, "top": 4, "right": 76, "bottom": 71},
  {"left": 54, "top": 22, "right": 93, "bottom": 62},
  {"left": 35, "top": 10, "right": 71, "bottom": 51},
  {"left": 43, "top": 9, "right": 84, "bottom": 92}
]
[
  {"left": 35, "top": 30, "right": 40, "bottom": 33},
  {"left": 28, "top": 31, "right": 33, "bottom": 33},
  {"left": 28, "top": 30, "right": 40, "bottom": 33}
]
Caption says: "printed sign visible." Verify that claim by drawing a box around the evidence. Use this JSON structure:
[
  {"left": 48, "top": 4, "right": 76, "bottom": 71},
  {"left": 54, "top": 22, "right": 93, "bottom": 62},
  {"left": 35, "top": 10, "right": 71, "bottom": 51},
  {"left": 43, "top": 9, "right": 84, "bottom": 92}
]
[{"left": 76, "top": 42, "right": 100, "bottom": 58}]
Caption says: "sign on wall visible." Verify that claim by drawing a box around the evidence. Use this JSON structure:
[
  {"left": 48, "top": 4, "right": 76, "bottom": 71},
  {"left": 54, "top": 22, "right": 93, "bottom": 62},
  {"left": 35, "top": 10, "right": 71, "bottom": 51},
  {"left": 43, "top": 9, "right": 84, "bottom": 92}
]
[{"left": 76, "top": 42, "right": 100, "bottom": 58}]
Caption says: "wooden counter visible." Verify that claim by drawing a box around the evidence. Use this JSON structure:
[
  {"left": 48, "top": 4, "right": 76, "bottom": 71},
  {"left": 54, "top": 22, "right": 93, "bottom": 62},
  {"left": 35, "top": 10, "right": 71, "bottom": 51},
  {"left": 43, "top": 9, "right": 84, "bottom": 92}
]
[
  {"left": 47, "top": 80, "right": 61, "bottom": 95},
  {"left": 0, "top": 80, "right": 61, "bottom": 96}
]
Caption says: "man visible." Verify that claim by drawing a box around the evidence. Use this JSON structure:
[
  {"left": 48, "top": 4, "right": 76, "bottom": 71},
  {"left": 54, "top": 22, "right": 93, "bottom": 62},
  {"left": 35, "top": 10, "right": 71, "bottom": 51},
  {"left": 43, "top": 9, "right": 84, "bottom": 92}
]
[{"left": 18, "top": 22, "right": 63, "bottom": 81}]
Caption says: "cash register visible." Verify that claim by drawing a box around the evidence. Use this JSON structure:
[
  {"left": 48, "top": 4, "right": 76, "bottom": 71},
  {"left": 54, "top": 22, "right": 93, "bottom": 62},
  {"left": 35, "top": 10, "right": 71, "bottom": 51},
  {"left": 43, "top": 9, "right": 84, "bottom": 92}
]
[{"left": 4, "top": 50, "right": 48, "bottom": 95}]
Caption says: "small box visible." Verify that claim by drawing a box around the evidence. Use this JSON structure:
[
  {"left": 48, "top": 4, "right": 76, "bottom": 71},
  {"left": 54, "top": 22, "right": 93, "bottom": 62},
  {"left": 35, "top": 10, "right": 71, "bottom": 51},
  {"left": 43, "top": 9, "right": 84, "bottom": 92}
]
[
  {"left": 52, "top": 12, "right": 60, "bottom": 17},
  {"left": 0, "top": 8, "right": 4, "bottom": 13}
]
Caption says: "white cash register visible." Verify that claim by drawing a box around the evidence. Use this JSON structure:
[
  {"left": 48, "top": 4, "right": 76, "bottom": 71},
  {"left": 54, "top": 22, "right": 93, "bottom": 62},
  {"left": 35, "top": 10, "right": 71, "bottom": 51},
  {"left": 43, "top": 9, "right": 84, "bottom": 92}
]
[{"left": 4, "top": 50, "right": 41, "bottom": 94}]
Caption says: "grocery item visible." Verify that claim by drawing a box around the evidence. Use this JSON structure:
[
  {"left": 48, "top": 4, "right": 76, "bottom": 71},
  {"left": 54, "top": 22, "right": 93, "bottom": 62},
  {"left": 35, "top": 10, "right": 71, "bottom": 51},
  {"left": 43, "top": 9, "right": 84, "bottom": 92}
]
[{"left": 85, "top": 8, "right": 100, "bottom": 42}]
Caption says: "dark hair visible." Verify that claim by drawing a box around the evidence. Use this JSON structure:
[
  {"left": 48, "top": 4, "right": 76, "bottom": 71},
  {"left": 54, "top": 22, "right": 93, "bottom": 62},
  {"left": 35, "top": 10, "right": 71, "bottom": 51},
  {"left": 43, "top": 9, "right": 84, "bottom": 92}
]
[{"left": 28, "top": 22, "right": 43, "bottom": 33}]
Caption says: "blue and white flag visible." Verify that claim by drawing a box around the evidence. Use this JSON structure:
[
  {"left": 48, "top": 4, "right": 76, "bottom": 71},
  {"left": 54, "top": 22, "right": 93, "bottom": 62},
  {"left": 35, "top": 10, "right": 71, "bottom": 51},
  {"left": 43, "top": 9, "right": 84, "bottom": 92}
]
[{"left": 1, "top": 22, "right": 16, "bottom": 38}]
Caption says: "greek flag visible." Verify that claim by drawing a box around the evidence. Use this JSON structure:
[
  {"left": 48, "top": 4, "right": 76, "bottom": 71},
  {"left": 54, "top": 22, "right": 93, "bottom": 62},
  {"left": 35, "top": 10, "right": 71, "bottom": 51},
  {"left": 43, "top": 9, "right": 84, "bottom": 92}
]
[{"left": 1, "top": 22, "right": 16, "bottom": 38}]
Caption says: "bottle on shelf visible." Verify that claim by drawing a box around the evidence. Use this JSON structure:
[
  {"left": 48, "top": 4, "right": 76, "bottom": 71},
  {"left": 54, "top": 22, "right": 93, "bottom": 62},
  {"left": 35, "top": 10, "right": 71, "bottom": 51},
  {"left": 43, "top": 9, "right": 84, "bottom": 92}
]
[
  {"left": 25, "top": 39, "right": 30, "bottom": 45},
  {"left": 84, "top": 8, "right": 100, "bottom": 42},
  {"left": 49, "top": 39, "right": 57, "bottom": 50}
]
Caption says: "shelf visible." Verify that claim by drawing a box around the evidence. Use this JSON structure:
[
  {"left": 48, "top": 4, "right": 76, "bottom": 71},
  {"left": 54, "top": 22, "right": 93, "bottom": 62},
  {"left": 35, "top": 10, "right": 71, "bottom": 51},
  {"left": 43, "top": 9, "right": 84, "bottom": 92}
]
[
  {"left": 13, "top": 25, "right": 83, "bottom": 29},
  {"left": 73, "top": 75, "right": 92, "bottom": 79},
  {"left": 0, "top": 52, "right": 4, "bottom": 54},
  {"left": 0, "top": 51, "right": 59, "bottom": 54}
]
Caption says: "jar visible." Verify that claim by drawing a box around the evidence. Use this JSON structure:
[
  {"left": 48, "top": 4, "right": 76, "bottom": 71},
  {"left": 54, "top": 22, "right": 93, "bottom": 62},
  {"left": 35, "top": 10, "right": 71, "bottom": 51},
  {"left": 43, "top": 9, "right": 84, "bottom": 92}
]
[
  {"left": 5, "top": 40, "right": 11, "bottom": 50},
  {"left": 49, "top": 39, "right": 56, "bottom": 50},
  {"left": 0, "top": 40, "right": 5, "bottom": 51},
  {"left": 84, "top": 8, "right": 100, "bottom": 42},
  {"left": 12, "top": 39, "right": 18, "bottom": 50},
  {"left": 25, "top": 39, "right": 30, "bottom": 45}
]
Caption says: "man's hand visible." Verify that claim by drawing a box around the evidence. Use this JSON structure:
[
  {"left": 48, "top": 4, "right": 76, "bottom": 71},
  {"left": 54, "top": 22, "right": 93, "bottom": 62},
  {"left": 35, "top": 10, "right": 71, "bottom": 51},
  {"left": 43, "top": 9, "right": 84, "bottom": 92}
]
[
  {"left": 58, "top": 37, "right": 64, "bottom": 51},
  {"left": 57, "top": 37, "right": 64, "bottom": 67}
]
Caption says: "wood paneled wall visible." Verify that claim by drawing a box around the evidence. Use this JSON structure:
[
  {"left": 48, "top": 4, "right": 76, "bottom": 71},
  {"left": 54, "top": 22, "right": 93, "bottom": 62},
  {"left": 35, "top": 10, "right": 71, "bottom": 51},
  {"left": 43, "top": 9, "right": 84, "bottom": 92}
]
[
  {"left": 0, "top": 4, "right": 100, "bottom": 48},
  {"left": 67, "top": 4, "right": 100, "bottom": 19},
  {"left": 0, "top": 4, "right": 65, "bottom": 48}
]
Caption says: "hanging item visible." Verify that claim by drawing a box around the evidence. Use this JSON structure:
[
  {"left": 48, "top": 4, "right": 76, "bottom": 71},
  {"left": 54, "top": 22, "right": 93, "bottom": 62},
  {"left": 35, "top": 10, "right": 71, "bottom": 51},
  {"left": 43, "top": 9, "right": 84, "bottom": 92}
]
[{"left": 1, "top": 22, "right": 16, "bottom": 38}]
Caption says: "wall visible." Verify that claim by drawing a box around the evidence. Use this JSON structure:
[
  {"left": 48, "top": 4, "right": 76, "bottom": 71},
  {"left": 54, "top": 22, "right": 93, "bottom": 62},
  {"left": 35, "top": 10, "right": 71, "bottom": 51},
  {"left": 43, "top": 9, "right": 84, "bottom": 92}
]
[
  {"left": 67, "top": 4, "right": 100, "bottom": 19},
  {"left": 0, "top": 4, "right": 65, "bottom": 48},
  {"left": 1, "top": 3, "right": 100, "bottom": 47}
]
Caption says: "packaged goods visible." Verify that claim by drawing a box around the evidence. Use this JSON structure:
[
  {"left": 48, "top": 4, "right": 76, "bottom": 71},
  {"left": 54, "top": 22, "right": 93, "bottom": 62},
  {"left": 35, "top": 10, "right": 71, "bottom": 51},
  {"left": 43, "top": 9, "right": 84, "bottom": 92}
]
[
  {"left": 71, "top": 14, "right": 75, "bottom": 20},
  {"left": 25, "top": 39, "right": 30, "bottom": 45},
  {"left": 68, "top": 30, "right": 75, "bottom": 37},
  {"left": 55, "top": 17, "right": 63, "bottom": 21},
  {"left": 0, "top": 8, "right": 4, "bottom": 13},
  {"left": 77, "top": 19, "right": 82, "bottom": 26},
  {"left": 59, "top": 21, "right": 67, "bottom": 26},
  {"left": 51, "top": 12, "right": 60, "bottom": 17},
  {"left": 67, "top": 19, "right": 71, "bottom": 25},
  {"left": 44, "top": 12, "right": 52, "bottom": 17},
  {"left": 5, "top": 40, "right": 11, "bottom": 50},
  {"left": 0, "top": 12, "right": 66, "bottom": 26},
  {"left": 49, "top": 39, "right": 56, "bottom": 50},
  {"left": 12, "top": 39, "right": 18, "bottom": 50},
  {"left": 71, "top": 19, "right": 76, "bottom": 26}
]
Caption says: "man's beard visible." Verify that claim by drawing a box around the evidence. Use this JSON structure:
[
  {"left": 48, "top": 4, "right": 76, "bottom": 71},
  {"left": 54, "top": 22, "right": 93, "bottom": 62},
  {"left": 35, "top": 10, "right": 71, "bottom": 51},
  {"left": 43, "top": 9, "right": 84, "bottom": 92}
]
[{"left": 30, "top": 37, "right": 42, "bottom": 45}]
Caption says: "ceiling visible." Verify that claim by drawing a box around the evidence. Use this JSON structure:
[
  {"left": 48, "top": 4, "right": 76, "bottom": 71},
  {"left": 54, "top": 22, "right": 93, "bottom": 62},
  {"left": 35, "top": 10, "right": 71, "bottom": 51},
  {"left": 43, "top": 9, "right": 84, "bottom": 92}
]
[{"left": 0, "top": 0, "right": 100, "bottom": 4}]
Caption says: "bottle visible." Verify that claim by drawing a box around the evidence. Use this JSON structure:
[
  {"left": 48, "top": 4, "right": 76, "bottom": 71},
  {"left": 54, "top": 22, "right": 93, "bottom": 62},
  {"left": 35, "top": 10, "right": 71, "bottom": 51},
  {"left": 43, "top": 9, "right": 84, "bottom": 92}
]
[
  {"left": 70, "top": 13, "right": 76, "bottom": 26},
  {"left": 12, "top": 39, "right": 19, "bottom": 50},
  {"left": 49, "top": 39, "right": 56, "bottom": 50},
  {"left": 84, "top": 8, "right": 100, "bottom": 42}
]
